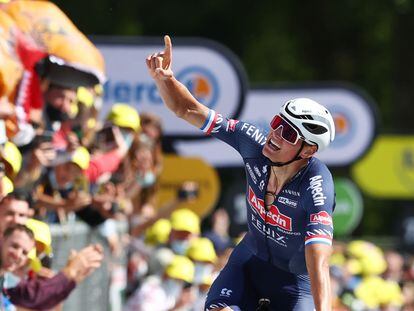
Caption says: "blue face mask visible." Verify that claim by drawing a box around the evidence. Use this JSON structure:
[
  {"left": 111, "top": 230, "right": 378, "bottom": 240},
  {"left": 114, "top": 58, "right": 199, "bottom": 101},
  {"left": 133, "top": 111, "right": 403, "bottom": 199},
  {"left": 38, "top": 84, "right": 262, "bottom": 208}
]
[
  {"left": 193, "top": 263, "right": 214, "bottom": 285},
  {"left": 120, "top": 128, "right": 134, "bottom": 149},
  {"left": 136, "top": 172, "right": 156, "bottom": 188},
  {"left": 170, "top": 240, "right": 190, "bottom": 255}
]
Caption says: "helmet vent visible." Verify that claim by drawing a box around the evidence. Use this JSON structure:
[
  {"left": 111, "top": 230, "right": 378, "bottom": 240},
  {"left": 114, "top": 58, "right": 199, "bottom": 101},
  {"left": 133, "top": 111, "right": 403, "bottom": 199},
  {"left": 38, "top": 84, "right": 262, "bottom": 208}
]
[
  {"left": 302, "top": 115, "right": 314, "bottom": 120},
  {"left": 303, "top": 122, "right": 327, "bottom": 135}
]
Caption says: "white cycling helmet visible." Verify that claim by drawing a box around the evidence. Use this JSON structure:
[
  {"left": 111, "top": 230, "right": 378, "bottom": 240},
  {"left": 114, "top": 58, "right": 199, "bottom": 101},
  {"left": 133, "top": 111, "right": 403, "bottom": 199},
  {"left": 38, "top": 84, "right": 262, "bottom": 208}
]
[{"left": 280, "top": 98, "right": 335, "bottom": 152}]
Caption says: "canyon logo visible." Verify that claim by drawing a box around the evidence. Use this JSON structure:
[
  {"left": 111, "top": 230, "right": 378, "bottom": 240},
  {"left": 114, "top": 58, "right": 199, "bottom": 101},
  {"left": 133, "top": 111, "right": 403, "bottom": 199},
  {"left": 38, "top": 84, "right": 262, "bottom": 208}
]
[
  {"left": 226, "top": 119, "right": 239, "bottom": 132},
  {"left": 248, "top": 186, "right": 292, "bottom": 231}
]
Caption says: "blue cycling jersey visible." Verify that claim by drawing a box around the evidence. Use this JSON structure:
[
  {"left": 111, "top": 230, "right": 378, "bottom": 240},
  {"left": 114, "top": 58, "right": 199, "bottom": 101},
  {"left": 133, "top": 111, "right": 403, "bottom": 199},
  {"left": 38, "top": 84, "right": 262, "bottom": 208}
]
[{"left": 201, "top": 110, "right": 335, "bottom": 275}]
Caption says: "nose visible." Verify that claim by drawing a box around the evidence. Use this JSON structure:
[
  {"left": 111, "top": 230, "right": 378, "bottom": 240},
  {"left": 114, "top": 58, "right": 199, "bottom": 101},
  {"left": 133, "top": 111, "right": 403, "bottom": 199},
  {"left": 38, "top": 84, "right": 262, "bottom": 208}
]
[
  {"left": 271, "top": 126, "right": 284, "bottom": 141},
  {"left": 8, "top": 248, "right": 19, "bottom": 261},
  {"left": 12, "top": 214, "right": 22, "bottom": 225}
]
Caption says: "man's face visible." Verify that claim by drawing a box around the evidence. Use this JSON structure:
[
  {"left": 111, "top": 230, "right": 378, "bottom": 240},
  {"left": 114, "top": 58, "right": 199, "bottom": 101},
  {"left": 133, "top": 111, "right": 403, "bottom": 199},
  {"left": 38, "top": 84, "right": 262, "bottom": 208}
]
[
  {"left": 1, "top": 230, "right": 34, "bottom": 272},
  {"left": 0, "top": 198, "right": 31, "bottom": 234},
  {"left": 44, "top": 86, "right": 76, "bottom": 115},
  {"left": 262, "top": 126, "right": 304, "bottom": 163}
]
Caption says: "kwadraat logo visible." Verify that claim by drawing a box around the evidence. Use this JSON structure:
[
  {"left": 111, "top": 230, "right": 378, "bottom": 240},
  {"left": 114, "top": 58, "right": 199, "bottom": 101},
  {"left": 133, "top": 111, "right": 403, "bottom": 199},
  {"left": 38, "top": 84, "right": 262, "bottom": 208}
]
[
  {"left": 248, "top": 186, "right": 292, "bottom": 231},
  {"left": 310, "top": 211, "right": 333, "bottom": 227}
]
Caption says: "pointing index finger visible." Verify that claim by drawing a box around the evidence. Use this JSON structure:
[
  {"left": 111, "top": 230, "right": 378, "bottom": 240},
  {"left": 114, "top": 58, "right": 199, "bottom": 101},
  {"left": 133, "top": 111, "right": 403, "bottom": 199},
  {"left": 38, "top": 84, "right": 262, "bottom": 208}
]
[{"left": 164, "top": 35, "right": 172, "bottom": 59}]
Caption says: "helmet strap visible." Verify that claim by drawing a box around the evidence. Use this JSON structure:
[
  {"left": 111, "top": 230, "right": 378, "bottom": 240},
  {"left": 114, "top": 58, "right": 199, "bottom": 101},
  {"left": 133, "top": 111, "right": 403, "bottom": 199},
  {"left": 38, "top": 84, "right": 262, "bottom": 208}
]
[{"left": 267, "top": 140, "right": 305, "bottom": 167}]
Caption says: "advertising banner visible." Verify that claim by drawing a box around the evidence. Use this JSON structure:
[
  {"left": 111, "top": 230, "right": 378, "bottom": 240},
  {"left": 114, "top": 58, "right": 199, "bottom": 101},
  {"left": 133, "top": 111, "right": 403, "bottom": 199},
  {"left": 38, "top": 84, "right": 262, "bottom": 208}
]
[
  {"left": 352, "top": 135, "right": 414, "bottom": 198},
  {"left": 175, "top": 86, "right": 377, "bottom": 167},
  {"left": 333, "top": 178, "right": 364, "bottom": 236},
  {"left": 95, "top": 37, "right": 247, "bottom": 137},
  {"left": 156, "top": 155, "right": 220, "bottom": 218}
]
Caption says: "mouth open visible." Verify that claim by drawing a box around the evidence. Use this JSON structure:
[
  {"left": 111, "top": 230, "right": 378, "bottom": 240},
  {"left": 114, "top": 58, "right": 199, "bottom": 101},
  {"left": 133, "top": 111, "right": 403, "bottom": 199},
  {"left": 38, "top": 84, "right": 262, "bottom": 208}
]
[{"left": 268, "top": 138, "right": 280, "bottom": 151}]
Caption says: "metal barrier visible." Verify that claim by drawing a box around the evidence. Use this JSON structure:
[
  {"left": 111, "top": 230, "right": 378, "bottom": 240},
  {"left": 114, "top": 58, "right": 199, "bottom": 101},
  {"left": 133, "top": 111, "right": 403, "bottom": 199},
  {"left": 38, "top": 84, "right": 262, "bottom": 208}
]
[{"left": 50, "top": 220, "right": 127, "bottom": 311}]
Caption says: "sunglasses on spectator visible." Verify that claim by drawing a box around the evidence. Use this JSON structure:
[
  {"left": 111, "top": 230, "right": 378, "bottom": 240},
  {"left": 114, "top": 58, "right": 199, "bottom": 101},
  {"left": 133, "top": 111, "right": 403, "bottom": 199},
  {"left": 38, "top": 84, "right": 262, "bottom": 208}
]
[{"left": 269, "top": 115, "right": 304, "bottom": 145}]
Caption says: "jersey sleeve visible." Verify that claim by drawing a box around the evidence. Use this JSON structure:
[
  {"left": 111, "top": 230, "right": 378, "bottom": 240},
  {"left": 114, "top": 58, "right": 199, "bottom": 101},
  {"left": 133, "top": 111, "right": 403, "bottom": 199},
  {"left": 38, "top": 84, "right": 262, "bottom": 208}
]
[
  {"left": 200, "top": 109, "right": 268, "bottom": 157},
  {"left": 302, "top": 170, "right": 335, "bottom": 247}
]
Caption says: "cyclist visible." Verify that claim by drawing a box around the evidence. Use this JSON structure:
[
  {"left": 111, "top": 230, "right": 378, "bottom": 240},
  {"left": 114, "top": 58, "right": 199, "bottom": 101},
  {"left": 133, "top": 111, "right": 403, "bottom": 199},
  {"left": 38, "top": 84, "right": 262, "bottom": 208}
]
[{"left": 146, "top": 36, "right": 335, "bottom": 311}]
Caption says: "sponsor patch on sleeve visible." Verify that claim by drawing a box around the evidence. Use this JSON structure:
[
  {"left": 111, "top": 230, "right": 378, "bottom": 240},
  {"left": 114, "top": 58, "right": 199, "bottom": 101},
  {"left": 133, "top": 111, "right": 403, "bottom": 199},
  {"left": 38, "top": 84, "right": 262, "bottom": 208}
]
[{"left": 309, "top": 211, "right": 333, "bottom": 227}]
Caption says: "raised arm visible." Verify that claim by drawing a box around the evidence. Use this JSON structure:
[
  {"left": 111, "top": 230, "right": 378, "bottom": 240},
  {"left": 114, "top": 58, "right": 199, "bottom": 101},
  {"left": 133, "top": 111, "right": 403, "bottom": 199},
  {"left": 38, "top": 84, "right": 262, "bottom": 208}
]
[{"left": 146, "top": 35, "right": 209, "bottom": 128}]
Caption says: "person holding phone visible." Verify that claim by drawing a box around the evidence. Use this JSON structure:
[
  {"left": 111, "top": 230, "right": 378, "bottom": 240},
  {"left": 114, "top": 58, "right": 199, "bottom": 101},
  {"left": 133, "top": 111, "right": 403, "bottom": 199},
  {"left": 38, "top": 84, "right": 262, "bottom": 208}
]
[{"left": 146, "top": 36, "right": 335, "bottom": 311}]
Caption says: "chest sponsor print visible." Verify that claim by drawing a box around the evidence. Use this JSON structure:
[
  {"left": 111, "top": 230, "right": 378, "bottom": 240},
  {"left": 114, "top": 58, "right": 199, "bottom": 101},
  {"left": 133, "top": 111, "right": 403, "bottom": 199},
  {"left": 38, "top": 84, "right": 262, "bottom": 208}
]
[
  {"left": 277, "top": 196, "right": 298, "bottom": 208},
  {"left": 248, "top": 186, "right": 292, "bottom": 231}
]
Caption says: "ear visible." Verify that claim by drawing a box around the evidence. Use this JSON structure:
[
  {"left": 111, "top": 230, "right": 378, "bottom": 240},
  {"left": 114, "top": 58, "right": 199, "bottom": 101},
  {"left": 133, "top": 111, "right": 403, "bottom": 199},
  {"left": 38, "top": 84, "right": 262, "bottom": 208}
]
[{"left": 300, "top": 144, "right": 317, "bottom": 159}]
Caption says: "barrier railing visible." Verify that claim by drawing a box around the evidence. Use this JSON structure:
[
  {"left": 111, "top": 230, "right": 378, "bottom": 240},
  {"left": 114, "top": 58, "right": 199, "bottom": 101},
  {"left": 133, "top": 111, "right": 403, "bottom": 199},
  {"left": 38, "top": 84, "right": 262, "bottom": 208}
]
[{"left": 50, "top": 220, "right": 127, "bottom": 311}]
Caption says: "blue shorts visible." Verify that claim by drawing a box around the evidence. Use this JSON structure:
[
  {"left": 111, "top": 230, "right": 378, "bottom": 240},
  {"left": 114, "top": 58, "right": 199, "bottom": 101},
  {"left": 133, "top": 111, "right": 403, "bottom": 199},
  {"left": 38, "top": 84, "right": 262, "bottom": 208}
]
[{"left": 205, "top": 244, "right": 314, "bottom": 311}]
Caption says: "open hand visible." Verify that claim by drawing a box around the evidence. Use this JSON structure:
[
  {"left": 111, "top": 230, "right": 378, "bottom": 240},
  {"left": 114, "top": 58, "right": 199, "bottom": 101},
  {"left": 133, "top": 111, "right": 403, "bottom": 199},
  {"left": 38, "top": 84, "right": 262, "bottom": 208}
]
[
  {"left": 63, "top": 244, "right": 104, "bottom": 283},
  {"left": 146, "top": 35, "right": 173, "bottom": 80}
]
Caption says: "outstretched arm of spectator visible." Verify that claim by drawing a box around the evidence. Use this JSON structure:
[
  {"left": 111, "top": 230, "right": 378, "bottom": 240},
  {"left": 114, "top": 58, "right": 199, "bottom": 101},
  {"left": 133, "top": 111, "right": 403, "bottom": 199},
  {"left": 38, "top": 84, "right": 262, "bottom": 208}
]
[
  {"left": 146, "top": 36, "right": 209, "bottom": 128},
  {"left": 5, "top": 244, "right": 104, "bottom": 309},
  {"left": 35, "top": 191, "right": 92, "bottom": 212},
  {"left": 84, "top": 127, "right": 129, "bottom": 183},
  {"left": 130, "top": 182, "right": 198, "bottom": 237}
]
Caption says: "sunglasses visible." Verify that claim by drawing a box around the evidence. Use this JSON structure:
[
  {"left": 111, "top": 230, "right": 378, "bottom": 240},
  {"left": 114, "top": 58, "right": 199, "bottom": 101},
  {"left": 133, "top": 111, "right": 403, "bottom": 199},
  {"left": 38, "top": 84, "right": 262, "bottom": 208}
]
[{"left": 270, "top": 115, "right": 303, "bottom": 145}]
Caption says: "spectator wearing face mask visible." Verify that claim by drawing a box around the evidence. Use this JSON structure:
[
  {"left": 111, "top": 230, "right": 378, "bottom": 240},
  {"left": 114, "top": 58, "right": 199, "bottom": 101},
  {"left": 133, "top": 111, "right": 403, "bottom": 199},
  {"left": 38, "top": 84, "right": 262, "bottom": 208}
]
[
  {"left": 124, "top": 255, "right": 194, "bottom": 311},
  {"left": 41, "top": 83, "right": 78, "bottom": 151},
  {"left": 34, "top": 146, "right": 91, "bottom": 223},
  {"left": 186, "top": 237, "right": 217, "bottom": 285},
  {"left": 168, "top": 209, "right": 200, "bottom": 256},
  {"left": 186, "top": 237, "right": 217, "bottom": 311}
]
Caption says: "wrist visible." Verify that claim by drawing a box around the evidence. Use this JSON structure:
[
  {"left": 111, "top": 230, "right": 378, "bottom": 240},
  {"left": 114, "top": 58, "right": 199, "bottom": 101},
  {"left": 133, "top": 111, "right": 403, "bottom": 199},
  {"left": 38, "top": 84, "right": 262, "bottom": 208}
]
[{"left": 62, "top": 265, "right": 78, "bottom": 282}]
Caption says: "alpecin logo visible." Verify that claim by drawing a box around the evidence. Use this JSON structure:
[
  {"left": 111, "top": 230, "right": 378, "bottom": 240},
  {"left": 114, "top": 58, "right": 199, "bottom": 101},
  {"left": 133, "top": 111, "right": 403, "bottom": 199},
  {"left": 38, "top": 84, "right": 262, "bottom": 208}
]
[
  {"left": 248, "top": 186, "right": 292, "bottom": 231},
  {"left": 307, "top": 175, "right": 326, "bottom": 206},
  {"left": 310, "top": 211, "right": 333, "bottom": 227}
]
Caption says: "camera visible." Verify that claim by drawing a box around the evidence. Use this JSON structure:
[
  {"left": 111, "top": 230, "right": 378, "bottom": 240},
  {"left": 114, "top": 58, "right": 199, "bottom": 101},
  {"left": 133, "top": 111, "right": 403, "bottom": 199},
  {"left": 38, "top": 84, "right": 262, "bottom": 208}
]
[
  {"left": 177, "top": 182, "right": 199, "bottom": 201},
  {"left": 109, "top": 201, "right": 120, "bottom": 214}
]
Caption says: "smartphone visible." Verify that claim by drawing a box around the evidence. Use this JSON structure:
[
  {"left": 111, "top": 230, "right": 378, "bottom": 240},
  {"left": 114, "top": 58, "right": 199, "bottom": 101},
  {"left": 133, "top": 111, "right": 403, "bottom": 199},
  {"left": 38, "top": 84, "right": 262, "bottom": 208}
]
[{"left": 177, "top": 186, "right": 199, "bottom": 200}]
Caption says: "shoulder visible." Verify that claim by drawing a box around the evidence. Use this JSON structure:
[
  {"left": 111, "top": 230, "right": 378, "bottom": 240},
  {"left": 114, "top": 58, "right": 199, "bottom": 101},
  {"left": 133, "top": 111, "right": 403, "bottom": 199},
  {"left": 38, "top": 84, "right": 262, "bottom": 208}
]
[
  {"left": 304, "top": 157, "right": 333, "bottom": 183},
  {"left": 300, "top": 158, "right": 334, "bottom": 196}
]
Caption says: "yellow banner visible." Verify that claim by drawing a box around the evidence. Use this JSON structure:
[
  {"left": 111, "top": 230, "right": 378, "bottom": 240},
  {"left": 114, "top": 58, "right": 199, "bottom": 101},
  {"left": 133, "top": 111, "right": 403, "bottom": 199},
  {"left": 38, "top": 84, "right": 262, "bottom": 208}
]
[
  {"left": 5, "top": 1, "right": 105, "bottom": 83},
  {"left": 352, "top": 135, "right": 414, "bottom": 198},
  {"left": 156, "top": 155, "right": 220, "bottom": 218}
]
